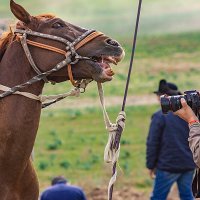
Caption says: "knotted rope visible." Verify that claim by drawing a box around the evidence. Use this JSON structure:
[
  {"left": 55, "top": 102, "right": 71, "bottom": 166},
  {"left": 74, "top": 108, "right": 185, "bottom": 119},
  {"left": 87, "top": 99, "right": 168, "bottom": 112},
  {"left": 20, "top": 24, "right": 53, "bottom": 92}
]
[
  {"left": 97, "top": 82, "right": 126, "bottom": 199},
  {"left": 0, "top": 79, "right": 92, "bottom": 108},
  {"left": 0, "top": 84, "right": 80, "bottom": 102},
  {"left": 98, "top": 0, "right": 143, "bottom": 199}
]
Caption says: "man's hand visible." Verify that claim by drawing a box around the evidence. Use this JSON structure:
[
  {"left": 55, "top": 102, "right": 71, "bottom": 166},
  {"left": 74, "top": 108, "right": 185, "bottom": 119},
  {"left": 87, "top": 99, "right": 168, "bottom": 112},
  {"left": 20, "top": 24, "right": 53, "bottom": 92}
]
[
  {"left": 148, "top": 169, "right": 156, "bottom": 179},
  {"left": 174, "top": 98, "right": 198, "bottom": 123}
]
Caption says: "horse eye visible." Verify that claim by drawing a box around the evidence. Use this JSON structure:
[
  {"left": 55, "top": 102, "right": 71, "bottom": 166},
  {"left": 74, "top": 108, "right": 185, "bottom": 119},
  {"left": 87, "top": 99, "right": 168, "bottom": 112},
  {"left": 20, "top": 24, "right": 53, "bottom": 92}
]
[{"left": 52, "top": 22, "right": 64, "bottom": 29}]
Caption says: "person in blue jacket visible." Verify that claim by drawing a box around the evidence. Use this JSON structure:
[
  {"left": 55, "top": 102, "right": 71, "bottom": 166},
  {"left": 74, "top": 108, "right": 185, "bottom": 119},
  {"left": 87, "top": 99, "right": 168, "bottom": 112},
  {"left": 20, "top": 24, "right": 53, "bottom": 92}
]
[
  {"left": 146, "top": 79, "right": 196, "bottom": 200},
  {"left": 40, "top": 176, "right": 87, "bottom": 200}
]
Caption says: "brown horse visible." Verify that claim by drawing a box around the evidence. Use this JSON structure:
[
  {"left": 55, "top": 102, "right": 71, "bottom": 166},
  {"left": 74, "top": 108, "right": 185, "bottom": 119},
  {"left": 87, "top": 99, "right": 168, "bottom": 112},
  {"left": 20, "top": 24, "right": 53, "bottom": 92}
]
[{"left": 0, "top": 1, "right": 124, "bottom": 199}]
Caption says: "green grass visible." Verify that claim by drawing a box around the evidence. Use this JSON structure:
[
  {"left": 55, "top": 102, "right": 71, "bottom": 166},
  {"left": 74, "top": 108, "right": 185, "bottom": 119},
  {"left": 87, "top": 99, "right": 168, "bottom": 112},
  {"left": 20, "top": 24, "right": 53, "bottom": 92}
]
[
  {"left": 1, "top": 0, "right": 200, "bottom": 195},
  {"left": 35, "top": 104, "right": 159, "bottom": 192},
  {"left": 2, "top": 0, "right": 200, "bottom": 97},
  {"left": 124, "top": 32, "right": 200, "bottom": 58},
  {"left": 1, "top": 0, "right": 200, "bottom": 37},
  {"left": 41, "top": 31, "right": 200, "bottom": 98}
]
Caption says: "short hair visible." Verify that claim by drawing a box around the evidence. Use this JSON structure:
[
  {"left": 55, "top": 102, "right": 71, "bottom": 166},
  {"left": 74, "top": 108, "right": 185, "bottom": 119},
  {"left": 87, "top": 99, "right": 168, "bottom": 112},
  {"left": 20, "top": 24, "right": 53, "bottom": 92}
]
[{"left": 51, "top": 176, "right": 67, "bottom": 185}]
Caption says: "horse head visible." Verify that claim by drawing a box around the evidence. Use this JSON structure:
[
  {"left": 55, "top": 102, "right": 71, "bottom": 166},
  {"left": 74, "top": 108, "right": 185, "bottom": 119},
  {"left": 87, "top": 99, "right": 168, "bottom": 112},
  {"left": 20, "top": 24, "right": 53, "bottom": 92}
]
[{"left": 10, "top": 0, "right": 125, "bottom": 84}]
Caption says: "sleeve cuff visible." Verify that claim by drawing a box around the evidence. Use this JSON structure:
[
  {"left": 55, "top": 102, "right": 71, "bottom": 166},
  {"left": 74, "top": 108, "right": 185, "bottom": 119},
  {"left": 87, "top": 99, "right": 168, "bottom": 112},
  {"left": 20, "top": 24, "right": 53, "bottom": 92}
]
[{"left": 189, "top": 122, "right": 200, "bottom": 129}]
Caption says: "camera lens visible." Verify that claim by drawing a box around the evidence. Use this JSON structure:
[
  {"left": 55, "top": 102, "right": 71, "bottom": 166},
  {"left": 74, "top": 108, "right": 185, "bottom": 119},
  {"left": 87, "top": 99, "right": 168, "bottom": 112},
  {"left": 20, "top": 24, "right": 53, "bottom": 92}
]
[
  {"left": 170, "top": 96, "right": 183, "bottom": 112},
  {"left": 160, "top": 96, "right": 171, "bottom": 114},
  {"left": 160, "top": 90, "right": 200, "bottom": 114}
]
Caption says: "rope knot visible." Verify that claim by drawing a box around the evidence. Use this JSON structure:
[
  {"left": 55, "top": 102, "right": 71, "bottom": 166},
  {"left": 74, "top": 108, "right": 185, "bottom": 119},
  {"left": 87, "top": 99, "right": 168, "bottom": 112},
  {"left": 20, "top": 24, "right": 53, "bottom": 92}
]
[
  {"left": 107, "top": 123, "right": 117, "bottom": 132},
  {"left": 104, "top": 111, "right": 126, "bottom": 164},
  {"left": 116, "top": 111, "right": 126, "bottom": 130},
  {"left": 71, "top": 88, "right": 80, "bottom": 97},
  {"left": 97, "top": 82, "right": 127, "bottom": 200}
]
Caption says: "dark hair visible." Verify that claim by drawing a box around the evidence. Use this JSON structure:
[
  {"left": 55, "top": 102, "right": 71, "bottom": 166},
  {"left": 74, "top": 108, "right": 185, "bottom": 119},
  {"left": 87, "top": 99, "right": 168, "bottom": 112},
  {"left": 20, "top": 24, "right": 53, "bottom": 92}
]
[{"left": 51, "top": 176, "right": 67, "bottom": 185}]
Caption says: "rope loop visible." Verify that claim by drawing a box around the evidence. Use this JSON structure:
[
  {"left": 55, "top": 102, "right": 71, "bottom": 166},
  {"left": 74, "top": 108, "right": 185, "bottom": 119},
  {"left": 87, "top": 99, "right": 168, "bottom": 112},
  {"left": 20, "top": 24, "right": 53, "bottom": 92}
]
[
  {"left": 97, "top": 82, "right": 126, "bottom": 200},
  {"left": 104, "top": 111, "right": 126, "bottom": 164}
]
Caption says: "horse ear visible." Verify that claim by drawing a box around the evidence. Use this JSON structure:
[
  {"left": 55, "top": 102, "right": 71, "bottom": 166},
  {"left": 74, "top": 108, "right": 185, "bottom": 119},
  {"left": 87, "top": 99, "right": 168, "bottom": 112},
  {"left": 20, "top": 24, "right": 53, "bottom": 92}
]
[{"left": 10, "top": 0, "right": 31, "bottom": 24}]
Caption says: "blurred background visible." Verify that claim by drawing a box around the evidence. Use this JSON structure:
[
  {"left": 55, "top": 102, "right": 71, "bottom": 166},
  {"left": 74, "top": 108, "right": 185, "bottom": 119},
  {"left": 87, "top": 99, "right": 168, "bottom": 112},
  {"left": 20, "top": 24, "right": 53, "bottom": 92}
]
[{"left": 1, "top": 0, "right": 200, "bottom": 199}]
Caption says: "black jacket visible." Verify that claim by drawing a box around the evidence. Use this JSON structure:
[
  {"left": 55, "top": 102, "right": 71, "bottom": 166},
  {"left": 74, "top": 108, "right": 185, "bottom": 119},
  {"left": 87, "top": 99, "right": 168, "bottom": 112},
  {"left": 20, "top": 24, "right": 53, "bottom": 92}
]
[{"left": 146, "top": 110, "right": 196, "bottom": 172}]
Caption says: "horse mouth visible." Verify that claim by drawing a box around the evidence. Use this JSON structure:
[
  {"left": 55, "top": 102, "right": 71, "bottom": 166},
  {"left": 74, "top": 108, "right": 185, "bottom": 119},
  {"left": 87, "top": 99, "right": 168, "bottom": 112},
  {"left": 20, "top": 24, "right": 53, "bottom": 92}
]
[{"left": 90, "top": 54, "right": 124, "bottom": 82}]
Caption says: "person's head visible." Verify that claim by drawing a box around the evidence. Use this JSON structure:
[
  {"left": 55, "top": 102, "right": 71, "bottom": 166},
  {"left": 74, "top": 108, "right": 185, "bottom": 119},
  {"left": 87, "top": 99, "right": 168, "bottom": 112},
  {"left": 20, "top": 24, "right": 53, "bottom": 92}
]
[
  {"left": 51, "top": 176, "right": 68, "bottom": 186},
  {"left": 154, "top": 79, "right": 181, "bottom": 98}
]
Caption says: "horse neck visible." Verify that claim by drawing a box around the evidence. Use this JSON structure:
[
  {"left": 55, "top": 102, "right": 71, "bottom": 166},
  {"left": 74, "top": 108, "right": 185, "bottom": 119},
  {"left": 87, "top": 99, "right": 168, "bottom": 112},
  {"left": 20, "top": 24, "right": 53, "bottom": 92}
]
[{"left": 0, "top": 41, "right": 45, "bottom": 154}]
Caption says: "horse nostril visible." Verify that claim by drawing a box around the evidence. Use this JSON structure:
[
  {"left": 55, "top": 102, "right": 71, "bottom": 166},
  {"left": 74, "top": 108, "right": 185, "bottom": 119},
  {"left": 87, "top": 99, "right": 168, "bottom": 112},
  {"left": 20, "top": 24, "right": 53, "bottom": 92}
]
[{"left": 105, "top": 38, "right": 120, "bottom": 47}]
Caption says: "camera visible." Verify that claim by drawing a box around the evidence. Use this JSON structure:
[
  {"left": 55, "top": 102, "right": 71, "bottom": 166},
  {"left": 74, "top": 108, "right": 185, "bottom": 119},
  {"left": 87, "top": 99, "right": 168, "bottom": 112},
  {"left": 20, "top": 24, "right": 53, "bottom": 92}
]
[{"left": 160, "top": 90, "right": 200, "bottom": 114}]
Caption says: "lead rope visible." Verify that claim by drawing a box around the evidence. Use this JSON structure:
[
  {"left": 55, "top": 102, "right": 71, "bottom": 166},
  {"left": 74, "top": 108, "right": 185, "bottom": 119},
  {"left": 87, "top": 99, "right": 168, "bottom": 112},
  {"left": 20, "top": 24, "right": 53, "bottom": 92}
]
[
  {"left": 0, "top": 84, "right": 80, "bottom": 103},
  {"left": 0, "top": 79, "right": 92, "bottom": 108},
  {"left": 97, "top": 82, "right": 125, "bottom": 200},
  {"left": 98, "top": 0, "right": 143, "bottom": 199}
]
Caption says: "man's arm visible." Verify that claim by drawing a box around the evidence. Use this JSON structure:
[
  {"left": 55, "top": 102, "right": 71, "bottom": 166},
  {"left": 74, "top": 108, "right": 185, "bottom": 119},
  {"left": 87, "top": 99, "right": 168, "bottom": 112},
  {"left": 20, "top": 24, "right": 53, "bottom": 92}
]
[
  {"left": 189, "top": 123, "right": 200, "bottom": 167},
  {"left": 175, "top": 98, "right": 200, "bottom": 167}
]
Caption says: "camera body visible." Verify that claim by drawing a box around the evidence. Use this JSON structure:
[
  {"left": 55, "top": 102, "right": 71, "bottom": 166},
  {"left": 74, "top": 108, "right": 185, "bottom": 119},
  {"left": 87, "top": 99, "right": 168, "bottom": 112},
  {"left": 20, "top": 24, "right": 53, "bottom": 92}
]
[{"left": 160, "top": 90, "right": 200, "bottom": 115}]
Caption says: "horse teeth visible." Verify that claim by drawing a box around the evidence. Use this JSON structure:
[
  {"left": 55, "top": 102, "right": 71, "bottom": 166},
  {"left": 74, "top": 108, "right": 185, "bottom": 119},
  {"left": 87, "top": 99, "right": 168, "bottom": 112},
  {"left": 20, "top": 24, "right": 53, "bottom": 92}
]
[{"left": 107, "top": 56, "right": 117, "bottom": 65}]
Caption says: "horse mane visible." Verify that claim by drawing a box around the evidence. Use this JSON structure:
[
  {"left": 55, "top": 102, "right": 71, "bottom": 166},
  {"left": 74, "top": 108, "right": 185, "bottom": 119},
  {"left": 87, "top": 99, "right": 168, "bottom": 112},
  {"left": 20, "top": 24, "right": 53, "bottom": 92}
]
[
  {"left": 0, "top": 14, "right": 56, "bottom": 61},
  {"left": 0, "top": 27, "right": 14, "bottom": 61},
  {"left": 35, "top": 14, "right": 55, "bottom": 20}
]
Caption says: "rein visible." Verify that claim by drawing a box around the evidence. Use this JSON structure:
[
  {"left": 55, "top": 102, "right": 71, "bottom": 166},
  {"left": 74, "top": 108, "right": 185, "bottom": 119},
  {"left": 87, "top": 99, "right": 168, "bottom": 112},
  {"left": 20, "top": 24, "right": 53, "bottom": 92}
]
[{"left": 0, "top": 29, "right": 103, "bottom": 107}]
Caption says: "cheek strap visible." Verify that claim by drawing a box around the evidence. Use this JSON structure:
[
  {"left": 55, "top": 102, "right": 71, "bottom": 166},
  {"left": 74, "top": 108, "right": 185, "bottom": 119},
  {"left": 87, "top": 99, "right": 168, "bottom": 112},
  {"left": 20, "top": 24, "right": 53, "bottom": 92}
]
[{"left": 16, "top": 31, "right": 104, "bottom": 86}]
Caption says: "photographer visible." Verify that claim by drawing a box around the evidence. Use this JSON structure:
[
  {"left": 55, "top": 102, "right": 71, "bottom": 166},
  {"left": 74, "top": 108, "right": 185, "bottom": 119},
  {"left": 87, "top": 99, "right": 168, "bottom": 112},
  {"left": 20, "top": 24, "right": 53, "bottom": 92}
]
[
  {"left": 174, "top": 98, "right": 200, "bottom": 167},
  {"left": 146, "top": 79, "right": 195, "bottom": 200},
  {"left": 161, "top": 92, "right": 200, "bottom": 197}
]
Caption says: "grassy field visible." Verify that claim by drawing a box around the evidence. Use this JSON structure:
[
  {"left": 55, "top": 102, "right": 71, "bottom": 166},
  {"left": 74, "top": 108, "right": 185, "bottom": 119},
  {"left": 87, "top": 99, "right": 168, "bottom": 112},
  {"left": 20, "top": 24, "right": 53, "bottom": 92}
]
[
  {"left": 1, "top": 0, "right": 200, "bottom": 197},
  {"left": 36, "top": 104, "right": 158, "bottom": 193},
  {"left": 42, "top": 31, "right": 200, "bottom": 99},
  {"left": 1, "top": 0, "right": 200, "bottom": 36},
  {"left": 1, "top": 0, "right": 200, "bottom": 97}
]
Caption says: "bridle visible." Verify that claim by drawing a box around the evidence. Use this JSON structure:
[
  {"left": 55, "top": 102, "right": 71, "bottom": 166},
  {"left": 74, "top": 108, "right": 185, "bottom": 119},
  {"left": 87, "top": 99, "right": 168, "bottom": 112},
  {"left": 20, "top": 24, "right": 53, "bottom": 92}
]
[
  {"left": 0, "top": 28, "right": 103, "bottom": 105},
  {"left": 15, "top": 28, "right": 103, "bottom": 86}
]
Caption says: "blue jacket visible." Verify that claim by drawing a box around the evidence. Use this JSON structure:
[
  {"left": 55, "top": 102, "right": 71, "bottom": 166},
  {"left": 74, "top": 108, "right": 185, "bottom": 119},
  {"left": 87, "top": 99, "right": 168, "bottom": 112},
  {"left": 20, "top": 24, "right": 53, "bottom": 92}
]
[
  {"left": 146, "top": 110, "right": 196, "bottom": 172},
  {"left": 40, "top": 183, "right": 87, "bottom": 200}
]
